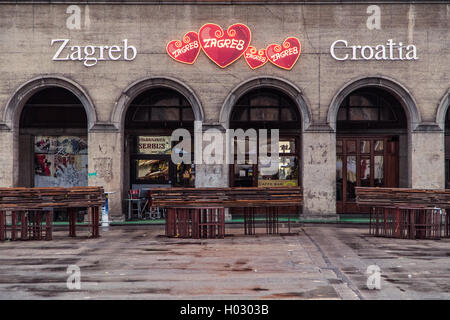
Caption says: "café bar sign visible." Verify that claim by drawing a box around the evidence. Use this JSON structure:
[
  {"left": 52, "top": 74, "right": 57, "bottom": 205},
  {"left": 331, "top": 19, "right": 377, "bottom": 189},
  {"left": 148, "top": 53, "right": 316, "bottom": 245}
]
[{"left": 166, "top": 23, "right": 301, "bottom": 70}]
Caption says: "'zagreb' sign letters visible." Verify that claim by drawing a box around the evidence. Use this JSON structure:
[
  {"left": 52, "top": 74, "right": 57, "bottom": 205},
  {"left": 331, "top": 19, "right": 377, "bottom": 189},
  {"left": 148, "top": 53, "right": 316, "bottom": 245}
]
[{"left": 51, "top": 39, "right": 137, "bottom": 67}]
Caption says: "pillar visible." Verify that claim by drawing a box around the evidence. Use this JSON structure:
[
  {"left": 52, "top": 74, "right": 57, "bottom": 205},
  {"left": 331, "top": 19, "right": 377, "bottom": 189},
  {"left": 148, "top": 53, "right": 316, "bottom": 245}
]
[
  {"left": 411, "top": 127, "right": 445, "bottom": 189},
  {"left": 88, "top": 126, "right": 124, "bottom": 221},
  {"left": 301, "top": 127, "right": 338, "bottom": 221}
]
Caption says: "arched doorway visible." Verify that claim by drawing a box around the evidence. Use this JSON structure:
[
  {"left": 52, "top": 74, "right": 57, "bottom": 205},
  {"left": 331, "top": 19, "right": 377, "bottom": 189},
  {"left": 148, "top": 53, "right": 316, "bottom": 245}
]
[
  {"left": 228, "top": 87, "right": 302, "bottom": 216},
  {"left": 335, "top": 87, "right": 408, "bottom": 213},
  {"left": 229, "top": 87, "right": 302, "bottom": 187},
  {"left": 124, "top": 87, "right": 196, "bottom": 193},
  {"left": 19, "top": 87, "right": 88, "bottom": 188}
]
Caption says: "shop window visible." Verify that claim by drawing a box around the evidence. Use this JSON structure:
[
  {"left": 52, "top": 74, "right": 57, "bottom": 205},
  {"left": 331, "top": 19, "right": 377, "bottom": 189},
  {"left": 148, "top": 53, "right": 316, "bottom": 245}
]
[
  {"left": 126, "top": 88, "right": 196, "bottom": 190},
  {"left": 131, "top": 135, "right": 194, "bottom": 187},
  {"left": 135, "top": 159, "right": 169, "bottom": 184},
  {"left": 229, "top": 88, "right": 301, "bottom": 188}
]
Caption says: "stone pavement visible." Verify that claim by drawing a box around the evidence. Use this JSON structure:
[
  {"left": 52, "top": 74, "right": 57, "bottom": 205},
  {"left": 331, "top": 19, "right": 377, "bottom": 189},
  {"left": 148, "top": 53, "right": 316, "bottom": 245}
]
[{"left": 0, "top": 224, "right": 449, "bottom": 300}]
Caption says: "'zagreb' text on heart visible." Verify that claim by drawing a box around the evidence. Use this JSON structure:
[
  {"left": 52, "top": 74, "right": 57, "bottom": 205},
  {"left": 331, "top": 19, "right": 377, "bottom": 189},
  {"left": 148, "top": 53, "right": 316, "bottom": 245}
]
[
  {"left": 270, "top": 46, "right": 299, "bottom": 62},
  {"left": 201, "top": 38, "right": 245, "bottom": 50}
]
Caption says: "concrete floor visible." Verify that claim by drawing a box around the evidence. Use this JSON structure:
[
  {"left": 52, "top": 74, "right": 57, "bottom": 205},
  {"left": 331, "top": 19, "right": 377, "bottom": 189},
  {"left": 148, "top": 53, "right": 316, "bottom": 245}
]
[{"left": 0, "top": 224, "right": 449, "bottom": 300}]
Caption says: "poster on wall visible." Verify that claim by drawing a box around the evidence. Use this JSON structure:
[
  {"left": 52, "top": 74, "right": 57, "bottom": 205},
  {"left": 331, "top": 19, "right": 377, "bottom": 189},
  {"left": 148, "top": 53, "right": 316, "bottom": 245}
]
[
  {"left": 35, "top": 136, "right": 87, "bottom": 155},
  {"left": 35, "top": 136, "right": 58, "bottom": 154},
  {"left": 57, "top": 136, "right": 88, "bottom": 154},
  {"left": 34, "top": 136, "right": 88, "bottom": 187},
  {"left": 35, "top": 154, "right": 55, "bottom": 178}
]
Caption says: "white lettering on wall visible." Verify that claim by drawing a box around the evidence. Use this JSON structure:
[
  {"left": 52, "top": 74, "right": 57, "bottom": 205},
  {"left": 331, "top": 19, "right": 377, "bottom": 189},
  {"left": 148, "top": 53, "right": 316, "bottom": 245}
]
[
  {"left": 66, "top": 5, "right": 81, "bottom": 30},
  {"left": 330, "top": 39, "right": 418, "bottom": 61},
  {"left": 366, "top": 5, "right": 381, "bottom": 30},
  {"left": 51, "top": 39, "right": 137, "bottom": 67}
]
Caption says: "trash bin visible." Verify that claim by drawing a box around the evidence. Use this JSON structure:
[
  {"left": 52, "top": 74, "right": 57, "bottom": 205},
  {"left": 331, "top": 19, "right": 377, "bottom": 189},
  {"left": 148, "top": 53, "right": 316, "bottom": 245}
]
[{"left": 102, "top": 192, "right": 115, "bottom": 227}]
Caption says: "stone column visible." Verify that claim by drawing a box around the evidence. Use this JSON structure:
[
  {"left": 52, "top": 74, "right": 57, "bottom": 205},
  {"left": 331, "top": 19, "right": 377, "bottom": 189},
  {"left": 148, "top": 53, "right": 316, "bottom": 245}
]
[
  {"left": 194, "top": 123, "right": 231, "bottom": 220},
  {"left": 301, "top": 126, "right": 338, "bottom": 221},
  {"left": 194, "top": 123, "right": 229, "bottom": 188},
  {"left": 0, "top": 129, "right": 15, "bottom": 187},
  {"left": 88, "top": 125, "right": 124, "bottom": 221},
  {"left": 411, "top": 126, "right": 445, "bottom": 189}
]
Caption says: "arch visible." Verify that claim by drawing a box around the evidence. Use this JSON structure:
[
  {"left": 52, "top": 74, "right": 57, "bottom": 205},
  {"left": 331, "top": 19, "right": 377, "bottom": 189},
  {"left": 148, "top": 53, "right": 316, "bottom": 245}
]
[
  {"left": 112, "top": 76, "right": 204, "bottom": 130},
  {"left": 3, "top": 75, "right": 97, "bottom": 131},
  {"left": 327, "top": 76, "right": 421, "bottom": 132},
  {"left": 435, "top": 88, "right": 450, "bottom": 130},
  {"left": 219, "top": 76, "right": 312, "bottom": 130}
]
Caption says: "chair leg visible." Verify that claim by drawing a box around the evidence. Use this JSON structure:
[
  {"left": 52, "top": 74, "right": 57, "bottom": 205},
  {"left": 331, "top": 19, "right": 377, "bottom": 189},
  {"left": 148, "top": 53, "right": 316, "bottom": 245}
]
[
  {"left": 138, "top": 201, "right": 142, "bottom": 219},
  {"left": 45, "top": 210, "right": 53, "bottom": 241},
  {"left": 0, "top": 211, "right": 5, "bottom": 241}
]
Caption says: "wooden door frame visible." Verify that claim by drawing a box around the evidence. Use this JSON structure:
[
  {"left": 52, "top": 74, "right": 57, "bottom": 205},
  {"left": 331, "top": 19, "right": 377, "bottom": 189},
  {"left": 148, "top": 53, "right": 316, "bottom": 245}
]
[{"left": 336, "top": 135, "right": 398, "bottom": 214}]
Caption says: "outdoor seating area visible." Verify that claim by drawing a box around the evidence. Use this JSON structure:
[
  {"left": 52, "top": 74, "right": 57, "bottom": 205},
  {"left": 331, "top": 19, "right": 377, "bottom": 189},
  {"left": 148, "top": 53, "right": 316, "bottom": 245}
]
[
  {"left": 356, "top": 187, "right": 450, "bottom": 239},
  {"left": 125, "top": 189, "right": 164, "bottom": 221},
  {"left": 0, "top": 187, "right": 105, "bottom": 241},
  {"left": 151, "top": 187, "right": 302, "bottom": 238}
]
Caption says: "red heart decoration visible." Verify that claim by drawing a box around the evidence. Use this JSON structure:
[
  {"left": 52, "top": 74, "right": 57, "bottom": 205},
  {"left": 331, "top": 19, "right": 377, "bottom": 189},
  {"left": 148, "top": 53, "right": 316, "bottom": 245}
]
[
  {"left": 266, "top": 37, "right": 301, "bottom": 70},
  {"left": 244, "top": 46, "right": 268, "bottom": 70},
  {"left": 166, "top": 31, "right": 201, "bottom": 65},
  {"left": 199, "top": 23, "right": 251, "bottom": 68}
]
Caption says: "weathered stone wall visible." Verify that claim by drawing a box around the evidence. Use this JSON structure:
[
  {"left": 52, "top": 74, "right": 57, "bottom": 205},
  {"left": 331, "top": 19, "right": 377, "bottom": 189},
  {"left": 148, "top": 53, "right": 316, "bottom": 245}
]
[{"left": 0, "top": 3, "right": 448, "bottom": 219}]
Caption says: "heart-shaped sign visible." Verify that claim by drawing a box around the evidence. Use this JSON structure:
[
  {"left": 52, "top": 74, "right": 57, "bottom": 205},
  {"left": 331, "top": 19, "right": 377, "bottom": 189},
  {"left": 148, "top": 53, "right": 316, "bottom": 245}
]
[
  {"left": 244, "top": 46, "right": 268, "bottom": 70},
  {"left": 199, "top": 23, "right": 251, "bottom": 68},
  {"left": 166, "top": 31, "right": 201, "bottom": 65},
  {"left": 266, "top": 37, "right": 301, "bottom": 70}
]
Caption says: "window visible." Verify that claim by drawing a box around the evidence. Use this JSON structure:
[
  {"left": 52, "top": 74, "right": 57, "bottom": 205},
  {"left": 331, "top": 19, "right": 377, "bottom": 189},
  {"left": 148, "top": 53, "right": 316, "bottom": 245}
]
[
  {"left": 337, "top": 88, "right": 406, "bottom": 130},
  {"left": 229, "top": 88, "right": 301, "bottom": 188},
  {"left": 20, "top": 87, "right": 87, "bottom": 129},
  {"left": 230, "top": 88, "right": 300, "bottom": 129},
  {"left": 126, "top": 88, "right": 194, "bottom": 129}
]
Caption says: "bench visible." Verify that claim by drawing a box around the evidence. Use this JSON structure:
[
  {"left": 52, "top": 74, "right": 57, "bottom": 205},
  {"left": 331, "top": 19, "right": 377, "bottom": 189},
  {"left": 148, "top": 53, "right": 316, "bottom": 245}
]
[
  {"left": 151, "top": 187, "right": 303, "bottom": 238},
  {"left": 355, "top": 187, "right": 450, "bottom": 239},
  {"left": 0, "top": 187, "right": 105, "bottom": 241}
]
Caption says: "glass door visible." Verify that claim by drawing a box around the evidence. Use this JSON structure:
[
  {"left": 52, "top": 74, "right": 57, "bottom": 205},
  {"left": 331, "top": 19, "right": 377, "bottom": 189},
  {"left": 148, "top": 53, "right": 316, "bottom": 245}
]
[{"left": 336, "top": 136, "right": 398, "bottom": 213}]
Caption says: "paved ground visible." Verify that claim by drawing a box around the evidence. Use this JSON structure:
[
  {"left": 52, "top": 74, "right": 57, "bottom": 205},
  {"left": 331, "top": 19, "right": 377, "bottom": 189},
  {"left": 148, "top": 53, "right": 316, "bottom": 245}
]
[{"left": 0, "top": 224, "right": 449, "bottom": 300}]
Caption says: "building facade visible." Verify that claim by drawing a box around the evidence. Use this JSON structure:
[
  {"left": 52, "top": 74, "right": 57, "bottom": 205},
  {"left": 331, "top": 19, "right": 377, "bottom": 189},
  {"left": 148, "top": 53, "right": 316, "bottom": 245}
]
[{"left": 0, "top": 0, "right": 448, "bottom": 221}]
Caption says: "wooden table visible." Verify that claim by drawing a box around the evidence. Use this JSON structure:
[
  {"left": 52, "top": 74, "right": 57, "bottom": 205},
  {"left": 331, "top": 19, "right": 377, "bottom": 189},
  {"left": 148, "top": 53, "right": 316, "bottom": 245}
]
[
  {"left": 151, "top": 187, "right": 302, "bottom": 239},
  {"left": 0, "top": 187, "right": 105, "bottom": 241}
]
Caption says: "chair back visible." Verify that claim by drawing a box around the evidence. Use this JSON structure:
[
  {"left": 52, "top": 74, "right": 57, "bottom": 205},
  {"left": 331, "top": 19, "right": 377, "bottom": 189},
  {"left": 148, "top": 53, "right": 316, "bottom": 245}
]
[{"left": 129, "top": 189, "right": 140, "bottom": 199}]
